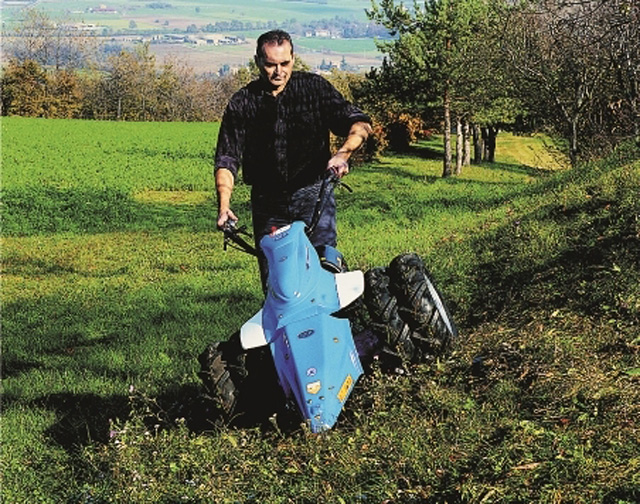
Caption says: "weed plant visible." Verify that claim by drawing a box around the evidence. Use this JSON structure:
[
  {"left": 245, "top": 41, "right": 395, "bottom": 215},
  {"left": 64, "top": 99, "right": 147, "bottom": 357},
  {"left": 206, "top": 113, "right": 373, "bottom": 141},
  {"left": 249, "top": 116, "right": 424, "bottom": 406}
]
[{"left": 1, "top": 117, "right": 638, "bottom": 503}]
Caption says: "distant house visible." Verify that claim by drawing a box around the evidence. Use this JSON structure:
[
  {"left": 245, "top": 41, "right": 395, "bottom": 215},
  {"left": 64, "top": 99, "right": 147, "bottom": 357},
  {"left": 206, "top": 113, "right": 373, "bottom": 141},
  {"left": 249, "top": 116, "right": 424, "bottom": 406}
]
[
  {"left": 89, "top": 4, "right": 118, "bottom": 14},
  {"left": 162, "top": 34, "right": 188, "bottom": 43},
  {"left": 66, "top": 23, "right": 102, "bottom": 32},
  {"left": 3, "top": 0, "right": 35, "bottom": 6},
  {"left": 219, "top": 36, "right": 243, "bottom": 45},
  {"left": 304, "top": 29, "right": 338, "bottom": 39}
]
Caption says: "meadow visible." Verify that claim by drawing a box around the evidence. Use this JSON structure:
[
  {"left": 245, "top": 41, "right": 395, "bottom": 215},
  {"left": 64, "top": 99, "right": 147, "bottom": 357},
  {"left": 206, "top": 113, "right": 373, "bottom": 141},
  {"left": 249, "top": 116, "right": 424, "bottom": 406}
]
[
  {"left": 2, "top": 0, "right": 373, "bottom": 29},
  {"left": 2, "top": 0, "right": 384, "bottom": 73},
  {"left": 1, "top": 116, "right": 639, "bottom": 502}
]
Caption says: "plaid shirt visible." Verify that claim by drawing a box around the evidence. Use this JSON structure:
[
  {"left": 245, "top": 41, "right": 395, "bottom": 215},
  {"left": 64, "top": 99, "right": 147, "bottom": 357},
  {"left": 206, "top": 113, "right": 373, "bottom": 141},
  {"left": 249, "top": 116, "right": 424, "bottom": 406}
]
[{"left": 215, "top": 72, "right": 370, "bottom": 192}]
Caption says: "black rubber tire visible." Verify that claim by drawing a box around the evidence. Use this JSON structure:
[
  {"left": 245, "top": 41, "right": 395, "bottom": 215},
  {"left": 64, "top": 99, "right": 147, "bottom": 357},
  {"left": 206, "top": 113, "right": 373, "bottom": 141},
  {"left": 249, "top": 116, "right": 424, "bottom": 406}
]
[
  {"left": 198, "top": 332, "right": 287, "bottom": 427},
  {"left": 363, "top": 254, "right": 458, "bottom": 364},
  {"left": 388, "top": 253, "right": 458, "bottom": 349},
  {"left": 197, "top": 332, "right": 246, "bottom": 417},
  {"left": 364, "top": 266, "right": 424, "bottom": 363}
]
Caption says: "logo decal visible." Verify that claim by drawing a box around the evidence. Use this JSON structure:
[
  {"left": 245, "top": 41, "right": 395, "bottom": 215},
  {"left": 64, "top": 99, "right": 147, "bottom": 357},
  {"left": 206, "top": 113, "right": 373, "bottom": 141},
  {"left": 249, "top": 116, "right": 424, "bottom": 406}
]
[
  {"left": 270, "top": 224, "right": 291, "bottom": 240},
  {"left": 298, "top": 329, "right": 315, "bottom": 339}
]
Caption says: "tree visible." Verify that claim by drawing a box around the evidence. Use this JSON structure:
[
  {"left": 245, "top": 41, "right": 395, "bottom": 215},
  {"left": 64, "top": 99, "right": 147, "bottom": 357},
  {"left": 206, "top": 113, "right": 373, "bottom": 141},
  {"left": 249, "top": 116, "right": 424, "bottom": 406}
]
[
  {"left": 598, "top": 0, "right": 639, "bottom": 144},
  {"left": 499, "top": 0, "right": 638, "bottom": 164},
  {"left": 368, "top": 0, "right": 496, "bottom": 176},
  {"left": 100, "top": 44, "right": 158, "bottom": 121},
  {"left": 1, "top": 60, "right": 49, "bottom": 116},
  {"left": 6, "top": 9, "right": 96, "bottom": 70},
  {"left": 1, "top": 59, "right": 84, "bottom": 118},
  {"left": 354, "top": 58, "right": 425, "bottom": 154},
  {"left": 47, "top": 69, "right": 84, "bottom": 118}
]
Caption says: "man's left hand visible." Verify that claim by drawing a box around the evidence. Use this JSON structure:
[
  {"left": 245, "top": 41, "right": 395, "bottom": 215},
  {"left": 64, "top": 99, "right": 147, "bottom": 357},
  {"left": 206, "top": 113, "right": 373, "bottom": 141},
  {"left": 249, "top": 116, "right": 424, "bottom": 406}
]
[{"left": 327, "top": 154, "right": 349, "bottom": 178}]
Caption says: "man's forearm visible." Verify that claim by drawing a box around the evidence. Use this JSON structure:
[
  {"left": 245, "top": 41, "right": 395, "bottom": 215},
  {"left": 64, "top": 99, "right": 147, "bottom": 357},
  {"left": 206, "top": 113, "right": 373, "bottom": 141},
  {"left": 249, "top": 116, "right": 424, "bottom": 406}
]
[
  {"left": 215, "top": 168, "right": 238, "bottom": 228},
  {"left": 327, "top": 121, "right": 372, "bottom": 177},
  {"left": 215, "top": 168, "right": 235, "bottom": 213},
  {"left": 335, "top": 121, "right": 373, "bottom": 160}
]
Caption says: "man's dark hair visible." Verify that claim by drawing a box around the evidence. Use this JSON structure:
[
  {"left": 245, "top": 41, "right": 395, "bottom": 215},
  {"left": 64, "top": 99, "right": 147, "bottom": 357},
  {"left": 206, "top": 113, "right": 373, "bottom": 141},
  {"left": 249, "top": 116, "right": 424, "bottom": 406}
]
[{"left": 256, "top": 30, "right": 294, "bottom": 59}]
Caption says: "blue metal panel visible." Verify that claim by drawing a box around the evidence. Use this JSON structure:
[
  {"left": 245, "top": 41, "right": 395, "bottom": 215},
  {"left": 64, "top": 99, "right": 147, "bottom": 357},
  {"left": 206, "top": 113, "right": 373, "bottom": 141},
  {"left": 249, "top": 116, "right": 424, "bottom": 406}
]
[{"left": 258, "top": 221, "right": 363, "bottom": 432}]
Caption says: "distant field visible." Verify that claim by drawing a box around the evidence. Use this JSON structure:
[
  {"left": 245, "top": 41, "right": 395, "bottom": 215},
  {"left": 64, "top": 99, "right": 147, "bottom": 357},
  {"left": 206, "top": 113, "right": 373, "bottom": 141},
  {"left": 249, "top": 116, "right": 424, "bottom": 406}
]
[
  {"left": 2, "top": 0, "right": 373, "bottom": 28},
  {"left": 2, "top": 0, "right": 383, "bottom": 72},
  {"left": 147, "top": 37, "right": 382, "bottom": 74}
]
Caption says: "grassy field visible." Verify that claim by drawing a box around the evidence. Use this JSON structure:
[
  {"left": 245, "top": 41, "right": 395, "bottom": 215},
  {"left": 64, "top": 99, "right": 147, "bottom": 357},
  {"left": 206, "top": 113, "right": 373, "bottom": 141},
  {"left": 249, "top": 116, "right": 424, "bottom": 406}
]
[
  {"left": 2, "top": 116, "right": 639, "bottom": 503},
  {"left": 1, "top": 0, "right": 384, "bottom": 73},
  {"left": 2, "top": 0, "right": 373, "bottom": 29}
]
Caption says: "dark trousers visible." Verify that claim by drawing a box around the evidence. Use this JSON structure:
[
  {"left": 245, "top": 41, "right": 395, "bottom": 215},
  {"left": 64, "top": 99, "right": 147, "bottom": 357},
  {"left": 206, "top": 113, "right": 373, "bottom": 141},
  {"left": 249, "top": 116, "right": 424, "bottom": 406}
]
[{"left": 251, "top": 180, "right": 337, "bottom": 291}]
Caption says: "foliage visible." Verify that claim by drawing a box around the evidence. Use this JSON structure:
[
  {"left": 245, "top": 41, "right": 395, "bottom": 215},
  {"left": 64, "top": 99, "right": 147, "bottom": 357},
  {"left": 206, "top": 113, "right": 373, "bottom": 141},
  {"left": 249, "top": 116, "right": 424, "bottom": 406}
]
[
  {"left": 4, "top": 8, "right": 98, "bottom": 69},
  {"left": 498, "top": 0, "right": 640, "bottom": 165},
  {"left": 1, "top": 59, "right": 50, "bottom": 117},
  {"left": 1, "top": 47, "right": 245, "bottom": 121},
  {"left": 352, "top": 60, "right": 427, "bottom": 154},
  {"left": 325, "top": 70, "right": 382, "bottom": 161},
  {"left": 366, "top": 0, "right": 508, "bottom": 175},
  {"left": 2, "top": 118, "right": 639, "bottom": 502}
]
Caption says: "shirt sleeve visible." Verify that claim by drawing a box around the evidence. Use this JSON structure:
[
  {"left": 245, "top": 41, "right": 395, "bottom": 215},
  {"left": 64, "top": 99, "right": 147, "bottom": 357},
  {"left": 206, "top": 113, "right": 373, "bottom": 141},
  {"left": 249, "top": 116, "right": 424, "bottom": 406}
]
[
  {"left": 214, "top": 96, "right": 245, "bottom": 180},
  {"left": 322, "top": 78, "right": 371, "bottom": 137}
]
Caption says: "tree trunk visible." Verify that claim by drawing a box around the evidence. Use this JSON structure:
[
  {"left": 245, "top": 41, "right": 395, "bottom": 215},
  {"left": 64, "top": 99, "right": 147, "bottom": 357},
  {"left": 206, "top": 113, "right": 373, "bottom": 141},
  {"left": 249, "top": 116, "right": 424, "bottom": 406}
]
[
  {"left": 570, "top": 116, "right": 579, "bottom": 167},
  {"left": 463, "top": 119, "right": 471, "bottom": 167},
  {"left": 455, "top": 116, "right": 463, "bottom": 175},
  {"left": 442, "top": 85, "right": 453, "bottom": 177},
  {"left": 482, "top": 127, "right": 489, "bottom": 160},
  {"left": 485, "top": 126, "right": 497, "bottom": 163},
  {"left": 473, "top": 123, "right": 483, "bottom": 163}
]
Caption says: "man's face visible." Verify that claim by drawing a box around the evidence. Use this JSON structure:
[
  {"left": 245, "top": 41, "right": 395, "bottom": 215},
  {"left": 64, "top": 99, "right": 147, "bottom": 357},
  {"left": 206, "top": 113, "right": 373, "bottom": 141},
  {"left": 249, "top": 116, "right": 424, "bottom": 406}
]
[{"left": 256, "top": 41, "right": 295, "bottom": 95}]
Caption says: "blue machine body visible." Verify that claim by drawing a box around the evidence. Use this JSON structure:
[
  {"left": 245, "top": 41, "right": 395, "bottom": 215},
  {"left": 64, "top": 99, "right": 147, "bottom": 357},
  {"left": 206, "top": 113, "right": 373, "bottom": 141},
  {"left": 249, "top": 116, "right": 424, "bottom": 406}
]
[{"left": 240, "top": 221, "right": 364, "bottom": 433}]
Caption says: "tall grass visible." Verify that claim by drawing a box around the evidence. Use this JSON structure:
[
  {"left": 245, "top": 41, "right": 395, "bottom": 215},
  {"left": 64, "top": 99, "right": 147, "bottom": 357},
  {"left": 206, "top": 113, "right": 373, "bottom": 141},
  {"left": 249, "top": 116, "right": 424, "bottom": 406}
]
[{"left": 2, "top": 117, "right": 638, "bottom": 503}]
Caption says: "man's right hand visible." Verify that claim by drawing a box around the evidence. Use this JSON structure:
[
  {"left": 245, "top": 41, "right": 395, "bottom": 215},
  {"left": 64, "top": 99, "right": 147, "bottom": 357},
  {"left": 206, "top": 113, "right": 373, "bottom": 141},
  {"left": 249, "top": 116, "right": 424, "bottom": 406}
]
[{"left": 217, "top": 208, "right": 238, "bottom": 230}]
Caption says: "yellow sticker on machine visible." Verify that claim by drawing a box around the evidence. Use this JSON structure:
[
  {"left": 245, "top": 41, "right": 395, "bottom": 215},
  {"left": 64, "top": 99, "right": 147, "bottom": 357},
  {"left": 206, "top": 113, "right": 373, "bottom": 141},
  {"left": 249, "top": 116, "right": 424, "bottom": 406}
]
[{"left": 337, "top": 374, "right": 353, "bottom": 403}]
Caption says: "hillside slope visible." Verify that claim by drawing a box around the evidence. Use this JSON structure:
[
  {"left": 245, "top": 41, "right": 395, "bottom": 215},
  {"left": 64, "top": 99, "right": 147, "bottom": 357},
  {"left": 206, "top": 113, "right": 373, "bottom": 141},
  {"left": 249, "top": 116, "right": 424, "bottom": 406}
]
[
  {"left": 84, "top": 143, "right": 640, "bottom": 503},
  {"left": 2, "top": 117, "right": 638, "bottom": 503}
]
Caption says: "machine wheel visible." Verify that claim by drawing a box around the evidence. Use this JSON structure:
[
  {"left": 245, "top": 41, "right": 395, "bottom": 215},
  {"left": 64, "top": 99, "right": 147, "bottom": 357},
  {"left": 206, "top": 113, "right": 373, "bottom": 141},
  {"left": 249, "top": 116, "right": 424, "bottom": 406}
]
[
  {"left": 364, "top": 267, "right": 424, "bottom": 363},
  {"left": 198, "top": 333, "right": 286, "bottom": 426},
  {"left": 363, "top": 254, "right": 458, "bottom": 364},
  {"left": 389, "top": 253, "right": 458, "bottom": 351},
  {"left": 198, "top": 332, "right": 246, "bottom": 417}
]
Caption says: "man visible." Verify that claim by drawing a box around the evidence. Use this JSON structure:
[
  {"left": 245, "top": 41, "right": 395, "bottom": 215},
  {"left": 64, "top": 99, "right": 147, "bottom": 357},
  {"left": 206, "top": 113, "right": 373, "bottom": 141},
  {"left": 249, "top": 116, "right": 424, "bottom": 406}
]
[{"left": 214, "top": 29, "right": 372, "bottom": 288}]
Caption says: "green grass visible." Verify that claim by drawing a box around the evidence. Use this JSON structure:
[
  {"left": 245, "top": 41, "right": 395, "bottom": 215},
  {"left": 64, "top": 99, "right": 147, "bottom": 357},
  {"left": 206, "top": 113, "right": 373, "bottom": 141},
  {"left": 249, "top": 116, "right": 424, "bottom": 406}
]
[
  {"left": 1, "top": 117, "right": 218, "bottom": 192},
  {"left": 2, "top": 117, "right": 639, "bottom": 503},
  {"left": 2, "top": 0, "right": 372, "bottom": 28}
]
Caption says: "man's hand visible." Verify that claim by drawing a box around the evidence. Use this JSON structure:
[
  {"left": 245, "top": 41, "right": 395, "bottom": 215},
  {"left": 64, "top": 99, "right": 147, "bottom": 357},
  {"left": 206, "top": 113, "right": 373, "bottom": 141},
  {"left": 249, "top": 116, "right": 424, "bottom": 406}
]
[
  {"left": 217, "top": 208, "right": 238, "bottom": 230},
  {"left": 327, "top": 153, "right": 350, "bottom": 178},
  {"left": 327, "top": 121, "right": 372, "bottom": 178}
]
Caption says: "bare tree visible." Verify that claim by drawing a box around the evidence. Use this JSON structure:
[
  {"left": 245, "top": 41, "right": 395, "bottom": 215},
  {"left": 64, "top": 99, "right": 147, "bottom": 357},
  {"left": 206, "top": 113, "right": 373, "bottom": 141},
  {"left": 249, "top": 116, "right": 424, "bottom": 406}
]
[
  {"left": 502, "top": 0, "right": 637, "bottom": 164},
  {"left": 5, "top": 9, "right": 96, "bottom": 70}
]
